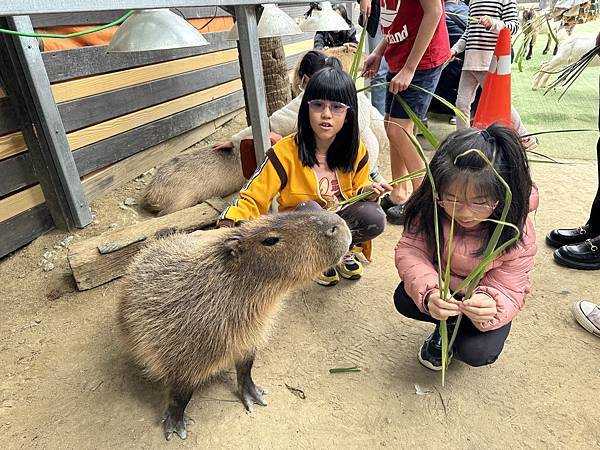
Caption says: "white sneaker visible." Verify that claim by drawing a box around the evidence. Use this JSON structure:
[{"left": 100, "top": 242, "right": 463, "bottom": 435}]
[{"left": 572, "top": 301, "right": 600, "bottom": 337}]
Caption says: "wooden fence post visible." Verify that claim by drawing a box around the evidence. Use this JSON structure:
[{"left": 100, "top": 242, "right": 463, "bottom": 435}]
[{"left": 0, "top": 16, "right": 92, "bottom": 230}]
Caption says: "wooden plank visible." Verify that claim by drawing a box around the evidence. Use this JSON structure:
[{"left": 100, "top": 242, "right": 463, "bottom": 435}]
[
  {"left": 31, "top": 8, "right": 230, "bottom": 27},
  {"left": 51, "top": 48, "right": 239, "bottom": 103},
  {"left": 0, "top": 185, "right": 45, "bottom": 223},
  {"left": 0, "top": 97, "right": 19, "bottom": 135},
  {"left": 0, "top": 152, "right": 37, "bottom": 198},
  {"left": 66, "top": 79, "right": 243, "bottom": 151},
  {"left": 0, "top": 131, "right": 27, "bottom": 160},
  {"left": 42, "top": 30, "right": 235, "bottom": 83},
  {"left": 58, "top": 60, "right": 241, "bottom": 131},
  {"left": 73, "top": 91, "right": 244, "bottom": 176},
  {"left": 0, "top": 204, "right": 54, "bottom": 259},
  {"left": 49, "top": 37, "right": 312, "bottom": 102},
  {"left": 67, "top": 200, "right": 226, "bottom": 290},
  {"left": 82, "top": 110, "right": 239, "bottom": 202}
]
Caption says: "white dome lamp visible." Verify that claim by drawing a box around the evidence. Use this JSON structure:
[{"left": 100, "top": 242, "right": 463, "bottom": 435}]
[
  {"left": 107, "top": 9, "right": 209, "bottom": 52},
  {"left": 227, "top": 4, "right": 303, "bottom": 41},
  {"left": 299, "top": 1, "right": 350, "bottom": 32}
]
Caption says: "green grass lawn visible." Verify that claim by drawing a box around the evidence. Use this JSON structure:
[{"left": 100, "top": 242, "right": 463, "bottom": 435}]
[
  {"left": 427, "top": 21, "right": 599, "bottom": 160},
  {"left": 512, "top": 21, "right": 598, "bottom": 160}
]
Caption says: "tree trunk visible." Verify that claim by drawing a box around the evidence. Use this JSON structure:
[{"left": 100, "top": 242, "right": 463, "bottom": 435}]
[
  {"left": 238, "top": 36, "right": 291, "bottom": 123},
  {"left": 259, "top": 36, "right": 291, "bottom": 116}
]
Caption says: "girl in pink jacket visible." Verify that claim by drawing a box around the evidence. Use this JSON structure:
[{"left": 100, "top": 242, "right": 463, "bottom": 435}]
[{"left": 394, "top": 124, "right": 537, "bottom": 371}]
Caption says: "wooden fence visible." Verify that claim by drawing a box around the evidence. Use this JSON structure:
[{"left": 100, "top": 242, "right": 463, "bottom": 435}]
[{"left": 0, "top": 6, "right": 314, "bottom": 258}]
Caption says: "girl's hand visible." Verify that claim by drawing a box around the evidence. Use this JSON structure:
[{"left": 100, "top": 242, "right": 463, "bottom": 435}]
[
  {"left": 479, "top": 16, "right": 494, "bottom": 30},
  {"left": 360, "top": 0, "right": 372, "bottom": 20},
  {"left": 460, "top": 293, "right": 497, "bottom": 322},
  {"left": 389, "top": 67, "right": 415, "bottom": 94},
  {"left": 448, "top": 48, "right": 457, "bottom": 63},
  {"left": 426, "top": 289, "right": 461, "bottom": 321},
  {"left": 213, "top": 141, "right": 233, "bottom": 151},
  {"left": 362, "top": 182, "right": 393, "bottom": 201},
  {"left": 362, "top": 52, "right": 382, "bottom": 79}
]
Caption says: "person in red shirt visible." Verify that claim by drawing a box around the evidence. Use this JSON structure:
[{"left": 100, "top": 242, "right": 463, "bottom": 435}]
[{"left": 363, "top": 0, "right": 450, "bottom": 224}]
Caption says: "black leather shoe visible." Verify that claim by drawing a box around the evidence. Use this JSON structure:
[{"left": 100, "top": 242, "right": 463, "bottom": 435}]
[
  {"left": 379, "top": 194, "right": 396, "bottom": 212},
  {"left": 386, "top": 204, "right": 406, "bottom": 225},
  {"left": 546, "top": 224, "right": 592, "bottom": 248},
  {"left": 554, "top": 236, "right": 600, "bottom": 270}
]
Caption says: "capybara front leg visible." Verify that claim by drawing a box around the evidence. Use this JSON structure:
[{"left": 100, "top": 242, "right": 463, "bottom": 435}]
[
  {"left": 236, "top": 353, "right": 267, "bottom": 412},
  {"left": 162, "top": 385, "right": 194, "bottom": 440}
]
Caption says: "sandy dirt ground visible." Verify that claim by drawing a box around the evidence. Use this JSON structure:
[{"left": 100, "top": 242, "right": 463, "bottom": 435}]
[{"left": 1, "top": 115, "right": 599, "bottom": 449}]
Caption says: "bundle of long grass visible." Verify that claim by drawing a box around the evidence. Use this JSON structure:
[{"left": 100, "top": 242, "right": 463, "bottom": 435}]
[{"left": 545, "top": 41, "right": 600, "bottom": 99}]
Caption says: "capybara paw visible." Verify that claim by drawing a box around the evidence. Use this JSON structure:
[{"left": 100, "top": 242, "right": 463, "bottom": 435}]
[
  {"left": 240, "top": 383, "right": 267, "bottom": 412},
  {"left": 162, "top": 413, "right": 193, "bottom": 440}
]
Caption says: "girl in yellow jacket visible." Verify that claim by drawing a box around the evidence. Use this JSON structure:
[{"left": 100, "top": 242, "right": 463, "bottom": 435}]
[{"left": 220, "top": 67, "right": 392, "bottom": 286}]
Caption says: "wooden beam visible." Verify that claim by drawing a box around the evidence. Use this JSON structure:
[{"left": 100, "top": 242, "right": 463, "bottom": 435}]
[
  {"left": 0, "top": 152, "right": 37, "bottom": 198},
  {"left": 51, "top": 48, "right": 239, "bottom": 103},
  {"left": 0, "top": 185, "right": 45, "bottom": 223},
  {"left": 58, "top": 60, "right": 241, "bottom": 132},
  {"left": 67, "top": 79, "right": 243, "bottom": 151},
  {"left": 73, "top": 91, "right": 244, "bottom": 177},
  {"left": 0, "top": 131, "right": 27, "bottom": 160},
  {"left": 0, "top": 203, "right": 54, "bottom": 259},
  {"left": 50, "top": 38, "right": 312, "bottom": 103},
  {"left": 0, "top": 97, "right": 19, "bottom": 135},
  {"left": 67, "top": 198, "right": 233, "bottom": 290}
]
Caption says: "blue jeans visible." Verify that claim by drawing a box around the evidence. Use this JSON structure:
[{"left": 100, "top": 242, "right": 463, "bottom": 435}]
[
  {"left": 385, "top": 64, "right": 444, "bottom": 120},
  {"left": 367, "top": 27, "right": 388, "bottom": 116}
]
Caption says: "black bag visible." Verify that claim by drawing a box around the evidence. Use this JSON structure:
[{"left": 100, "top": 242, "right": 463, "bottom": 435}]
[{"left": 357, "top": 0, "right": 381, "bottom": 38}]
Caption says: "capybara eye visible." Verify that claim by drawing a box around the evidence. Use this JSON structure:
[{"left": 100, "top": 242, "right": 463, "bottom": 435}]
[{"left": 261, "top": 237, "right": 280, "bottom": 246}]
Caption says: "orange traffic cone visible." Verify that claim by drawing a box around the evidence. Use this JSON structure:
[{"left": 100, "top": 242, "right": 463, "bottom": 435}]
[{"left": 473, "top": 27, "right": 512, "bottom": 129}]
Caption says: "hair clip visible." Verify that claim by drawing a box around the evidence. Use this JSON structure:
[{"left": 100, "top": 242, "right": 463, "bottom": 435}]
[{"left": 480, "top": 129, "right": 493, "bottom": 142}]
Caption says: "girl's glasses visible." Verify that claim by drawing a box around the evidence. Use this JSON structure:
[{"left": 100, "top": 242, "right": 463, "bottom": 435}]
[
  {"left": 307, "top": 99, "right": 350, "bottom": 115},
  {"left": 436, "top": 198, "right": 499, "bottom": 215}
]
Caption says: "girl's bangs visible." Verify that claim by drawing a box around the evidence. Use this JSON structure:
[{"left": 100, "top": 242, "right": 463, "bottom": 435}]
[
  {"left": 444, "top": 168, "right": 502, "bottom": 201},
  {"left": 303, "top": 73, "right": 352, "bottom": 104}
]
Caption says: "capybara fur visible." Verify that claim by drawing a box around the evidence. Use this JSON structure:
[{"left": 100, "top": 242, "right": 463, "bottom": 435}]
[
  {"left": 118, "top": 211, "right": 352, "bottom": 440},
  {"left": 142, "top": 143, "right": 246, "bottom": 216}
]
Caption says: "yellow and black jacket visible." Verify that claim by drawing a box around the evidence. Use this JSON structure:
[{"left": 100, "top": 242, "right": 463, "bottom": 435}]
[{"left": 220, "top": 134, "right": 371, "bottom": 224}]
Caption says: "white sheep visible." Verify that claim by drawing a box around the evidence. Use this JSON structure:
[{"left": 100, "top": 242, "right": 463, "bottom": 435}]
[{"left": 532, "top": 32, "right": 600, "bottom": 90}]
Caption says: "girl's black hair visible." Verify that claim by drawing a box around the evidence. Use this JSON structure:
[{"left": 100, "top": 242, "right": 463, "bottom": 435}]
[
  {"left": 297, "top": 49, "right": 343, "bottom": 79},
  {"left": 296, "top": 66, "right": 360, "bottom": 173},
  {"left": 333, "top": 3, "right": 351, "bottom": 25},
  {"left": 403, "top": 123, "right": 533, "bottom": 256}
]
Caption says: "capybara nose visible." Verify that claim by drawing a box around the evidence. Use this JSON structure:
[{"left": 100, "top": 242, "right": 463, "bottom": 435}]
[{"left": 326, "top": 225, "right": 338, "bottom": 237}]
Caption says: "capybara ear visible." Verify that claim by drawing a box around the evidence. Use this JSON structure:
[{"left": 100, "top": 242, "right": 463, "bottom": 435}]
[{"left": 223, "top": 235, "right": 242, "bottom": 259}]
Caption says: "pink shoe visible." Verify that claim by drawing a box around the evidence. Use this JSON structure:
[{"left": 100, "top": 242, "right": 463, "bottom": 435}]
[{"left": 572, "top": 301, "right": 600, "bottom": 337}]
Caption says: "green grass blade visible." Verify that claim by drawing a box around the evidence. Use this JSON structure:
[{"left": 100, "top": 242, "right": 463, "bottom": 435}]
[
  {"left": 408, "top": 84, "right": 470, "bottom": 126},
  {"left": 329, "top": 366, "right": 361, "bottom": 373},
  {"left": 439, "top": 320, "right": 448, "bottom": 386},
  {"left": 394, "top": 94, "right": 440, "bottom": 149},
  {"left": 350, "top": 26, "right": 368, "bottom": 81}
]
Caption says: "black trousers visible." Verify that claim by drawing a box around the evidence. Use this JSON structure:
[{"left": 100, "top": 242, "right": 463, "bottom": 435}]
[
  {"left": 587, "top": 136, "right": 600, "bottom": 234},
  {"left": 393, "top": 282, "right": 511, "bottom": 367}
]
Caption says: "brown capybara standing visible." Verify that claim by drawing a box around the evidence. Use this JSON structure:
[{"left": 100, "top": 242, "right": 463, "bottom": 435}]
[
  {"left": 142, "top": 144, "right": 246, "bottom": 216},
  {"left": 118, "top": 211, "right": 351, "bottom": 440}
]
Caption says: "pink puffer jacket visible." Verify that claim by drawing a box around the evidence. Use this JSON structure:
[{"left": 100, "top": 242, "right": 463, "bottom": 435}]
[{"left": 395, "top": 186, "right": 539, "bottom": 331}]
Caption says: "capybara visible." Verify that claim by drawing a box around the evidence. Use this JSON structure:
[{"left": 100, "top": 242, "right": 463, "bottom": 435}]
[
  {"left": 118, "top": 211, "right": 352, "bottom": 440},
  {"left": 142, "top": 144, "right": 246, "bottom": 216}
]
